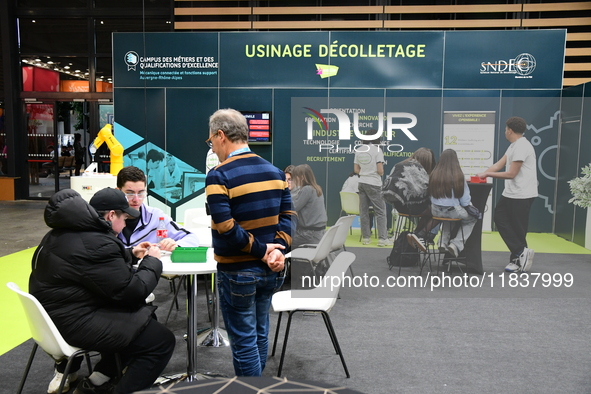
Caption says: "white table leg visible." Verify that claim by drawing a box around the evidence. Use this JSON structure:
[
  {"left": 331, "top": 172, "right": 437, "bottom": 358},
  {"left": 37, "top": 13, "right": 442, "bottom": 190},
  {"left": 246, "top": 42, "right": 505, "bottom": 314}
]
[
  {"left": 197, "top": 273, "right": 229, "bottom": 347},
  {"left": 186, "top": 274, "right": 199, "bottom": 380}
]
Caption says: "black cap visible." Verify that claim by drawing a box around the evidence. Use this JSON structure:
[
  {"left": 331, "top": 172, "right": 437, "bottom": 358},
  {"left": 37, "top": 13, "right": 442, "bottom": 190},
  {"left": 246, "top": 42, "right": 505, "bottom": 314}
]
[{"left": 89, "top": 187, "right": 141, "bottom": 218}]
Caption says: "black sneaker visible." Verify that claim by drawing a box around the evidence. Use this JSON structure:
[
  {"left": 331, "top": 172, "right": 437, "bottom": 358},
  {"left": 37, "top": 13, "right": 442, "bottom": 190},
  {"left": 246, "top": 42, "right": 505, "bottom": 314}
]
[
  {"left": 73, "top": 377, "right": 115, "bottom": 394},
  {"left": 505, "top": 257, "right": 521, "bottom": 273},
  {"left": 424, "top": 231, "right": 436, "bottom": 245}
]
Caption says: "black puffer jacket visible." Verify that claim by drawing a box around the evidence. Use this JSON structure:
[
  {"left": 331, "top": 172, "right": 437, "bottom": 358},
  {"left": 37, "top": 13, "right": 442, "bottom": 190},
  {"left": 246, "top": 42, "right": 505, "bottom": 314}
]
[{"left": 29, "top": 189, "right": 163, "bottom": 351}]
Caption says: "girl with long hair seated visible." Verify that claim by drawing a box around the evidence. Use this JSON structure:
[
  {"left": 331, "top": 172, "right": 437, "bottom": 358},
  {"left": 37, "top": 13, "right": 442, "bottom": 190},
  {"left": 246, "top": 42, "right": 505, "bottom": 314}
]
[
  {"left": 428, "top": 149, "right": 477, "bottom": 257},
  {"left": 291, "top": 164, "right": 328, "bottom": 249}
]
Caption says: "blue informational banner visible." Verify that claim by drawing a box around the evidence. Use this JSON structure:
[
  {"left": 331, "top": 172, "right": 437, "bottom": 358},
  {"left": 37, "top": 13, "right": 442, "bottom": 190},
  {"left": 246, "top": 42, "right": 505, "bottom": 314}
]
[
  {"left": 114, "top": 30, "right": 565, "bottom": 90},
  {"left": 219, "top": 31, "right": 444, "bottom": 89},
  {"left": 112, "top": 30, "right": 566, "bottom": 229},
  {"left": 220, "top": 32, "right": 330, "bottom": 88},
  {"left": 443, "top": 30, "right": 566, "bottom": 90},
  {"left": 113, "top": 32, "right": 219, "bottom": 88},
  {"left": 327, "top": 31, "right": 444, "bottom": 89}
]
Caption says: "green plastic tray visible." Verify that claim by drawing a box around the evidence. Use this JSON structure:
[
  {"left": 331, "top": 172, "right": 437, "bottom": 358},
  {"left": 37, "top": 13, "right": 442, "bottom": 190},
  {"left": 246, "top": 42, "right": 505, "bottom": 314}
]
[{"left": 171, "top": 247, "right": 208, "bottom": 263}]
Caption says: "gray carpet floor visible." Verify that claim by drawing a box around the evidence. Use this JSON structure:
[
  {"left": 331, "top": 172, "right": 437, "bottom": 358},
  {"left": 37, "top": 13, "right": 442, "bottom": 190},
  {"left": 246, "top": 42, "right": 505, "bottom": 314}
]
[
  {"left": 2, "top": 247, "right": 591, "bottom": 394},
  {"left": 1, "top": 201, "right": 590, "bottom": 393}
]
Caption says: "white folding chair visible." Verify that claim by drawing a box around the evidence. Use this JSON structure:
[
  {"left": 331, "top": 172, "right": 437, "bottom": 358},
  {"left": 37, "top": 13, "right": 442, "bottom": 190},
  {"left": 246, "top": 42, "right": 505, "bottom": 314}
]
[
  {"left": 183, "top": 207, "right": 211, "bottom": 229},
  {"left": 299, "top": 215, "right": 356, "bottom": 275},
  {"left": 270, "top": 251, "right": 356, "bottom": 378},
  {"left": 6, "top": 282, "right": 119, "bottom": 394},
  {"left": 339, "top": 191, "right": 376, "bottom": 240},
  {"left": 290, "top": 225, "right": 339, "bottom": 279},
  {"left": 339, "top": 192, "right": 360, "bottom": 236}
]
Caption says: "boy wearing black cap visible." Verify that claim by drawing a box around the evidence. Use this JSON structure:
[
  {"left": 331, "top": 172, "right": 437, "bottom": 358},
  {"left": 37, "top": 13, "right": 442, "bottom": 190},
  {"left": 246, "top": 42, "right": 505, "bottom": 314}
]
[{"left": 29, "top": 188, "right": 175, "bottom": 394}]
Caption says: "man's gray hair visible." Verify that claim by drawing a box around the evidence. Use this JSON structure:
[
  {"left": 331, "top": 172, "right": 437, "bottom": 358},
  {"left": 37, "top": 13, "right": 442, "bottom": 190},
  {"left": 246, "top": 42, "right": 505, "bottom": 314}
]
[{"left": 209, "top": 108, "right": 249, "bottom": 143}]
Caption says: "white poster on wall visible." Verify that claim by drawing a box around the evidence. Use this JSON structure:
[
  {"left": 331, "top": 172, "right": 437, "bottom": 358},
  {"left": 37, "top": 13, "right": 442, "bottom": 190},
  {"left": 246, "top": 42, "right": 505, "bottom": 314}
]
[{"left": 443, "top": 111, "right": 495, "bottom": 231}]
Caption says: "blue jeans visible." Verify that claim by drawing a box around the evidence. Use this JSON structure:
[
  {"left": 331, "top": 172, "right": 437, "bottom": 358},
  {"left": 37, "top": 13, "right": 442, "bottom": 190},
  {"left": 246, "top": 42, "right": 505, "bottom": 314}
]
[
  {"left": 431, "top": 204, "right": 477, "bottom": 253},
  {"left": 218, "top": 266, "right": 284, "bottom": 376}
]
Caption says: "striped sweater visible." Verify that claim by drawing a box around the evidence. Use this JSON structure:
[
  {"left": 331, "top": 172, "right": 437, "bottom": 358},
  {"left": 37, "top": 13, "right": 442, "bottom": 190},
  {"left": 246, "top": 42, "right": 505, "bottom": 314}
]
[{"left": 205, "top": 152, "right": 296, "bottom": 271}]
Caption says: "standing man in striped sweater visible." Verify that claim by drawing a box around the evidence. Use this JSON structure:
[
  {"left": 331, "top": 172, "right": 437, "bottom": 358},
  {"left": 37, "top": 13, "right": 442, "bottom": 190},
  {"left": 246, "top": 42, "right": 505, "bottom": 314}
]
[{"left": 205, "top": 108, "right": 295, "bottom": 376}]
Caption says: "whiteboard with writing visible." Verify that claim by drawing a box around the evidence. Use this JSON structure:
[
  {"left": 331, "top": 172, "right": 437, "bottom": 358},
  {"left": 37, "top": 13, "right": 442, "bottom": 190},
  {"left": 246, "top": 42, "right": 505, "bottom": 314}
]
[{"left": 443, "top": 111, "right": 495, "bottom": 231}]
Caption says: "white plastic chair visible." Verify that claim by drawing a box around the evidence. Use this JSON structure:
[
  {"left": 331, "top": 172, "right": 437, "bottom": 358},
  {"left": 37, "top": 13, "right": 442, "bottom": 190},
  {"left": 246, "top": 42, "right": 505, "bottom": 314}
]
[
  {"left": 299, "top": 215, "right": 355, "bottom": 253},
  {"left": 7, "top": 282, "right": 95, "bottom": 394},
  {"left": 270, "top": 251, "right": 356, "bottom": 378},
  {"left": 299, "top": 215, "right": 356, "bottom": 275},
  {"left": 329, "top": 215, "right": 356, "bottom": 253},
  {"left": 339, "top": 191, "right": 360, "bottom": 217},
  {"left": 339, "top": 192, "right": 376, "bottom": 239},
  {"left": 290, "top": 224, "right": 339, "bottom": 278},
  {"left": 183, "top": 207, "right": 211, "bottom": 229}
]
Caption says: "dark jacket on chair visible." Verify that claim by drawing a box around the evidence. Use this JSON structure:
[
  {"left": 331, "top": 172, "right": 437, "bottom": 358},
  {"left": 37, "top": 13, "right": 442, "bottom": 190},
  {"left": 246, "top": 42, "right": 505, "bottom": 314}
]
[
  {"left": 29, "top": 189, "right": 162, "bottom": 351},
  {"left": 382, "top": 159, "right": 430, "bottom": 215}
]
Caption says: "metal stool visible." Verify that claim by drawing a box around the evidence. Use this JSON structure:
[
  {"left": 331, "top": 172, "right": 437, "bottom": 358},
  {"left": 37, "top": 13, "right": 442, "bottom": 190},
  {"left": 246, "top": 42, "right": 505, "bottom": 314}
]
[
  {"left": 393, "top": 212, "right": 420, "bottom": 238},
  {"left": 390, "top": 212, "right": 430, "bottom": 275},
  {"left": 432, "top": 216, "right": 466, "bottom": 274}
]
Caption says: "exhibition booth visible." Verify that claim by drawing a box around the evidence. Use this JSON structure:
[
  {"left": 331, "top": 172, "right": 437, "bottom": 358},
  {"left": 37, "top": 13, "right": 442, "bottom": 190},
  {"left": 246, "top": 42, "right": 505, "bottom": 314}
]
[{"left": 110, "top": 30, "right": 591, "bottom": 250}]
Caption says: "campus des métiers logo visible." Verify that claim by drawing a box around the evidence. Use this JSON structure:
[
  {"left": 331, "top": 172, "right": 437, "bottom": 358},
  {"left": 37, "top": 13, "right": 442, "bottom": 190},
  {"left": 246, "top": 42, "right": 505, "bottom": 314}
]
[{"left": 480, "top": 53, "right": 537, "bottom": 78}]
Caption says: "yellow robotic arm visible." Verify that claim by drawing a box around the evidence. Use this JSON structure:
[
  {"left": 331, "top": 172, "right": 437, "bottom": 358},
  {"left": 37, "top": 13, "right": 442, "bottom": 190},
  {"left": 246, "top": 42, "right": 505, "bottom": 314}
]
[{"left": 90, "top": 124, "right": 124, "bottom": 176}]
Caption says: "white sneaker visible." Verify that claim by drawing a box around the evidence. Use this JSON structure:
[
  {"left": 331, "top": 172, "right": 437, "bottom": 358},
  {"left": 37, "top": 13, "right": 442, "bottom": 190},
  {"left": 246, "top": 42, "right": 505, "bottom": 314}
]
[
  {"left": 505, "top": 261, "right": 520, "bottom": 273},
  {"left": 522, "top": 248, "right": 534, "bottom": 272},
  {"left": 145, "top": 292, "right": 155, "bottom": 303},
  {"left": 362, "top": 238, "right": 371, "bottom": 245},
  {"left": 48, "top": 369, "right": 78, "bottom": 394},
  {"left": 377, "top": 238, "right": 393, "bottom": 247},
  {"left": 446, "top": 243, "right": 459, "bottom": 258}
]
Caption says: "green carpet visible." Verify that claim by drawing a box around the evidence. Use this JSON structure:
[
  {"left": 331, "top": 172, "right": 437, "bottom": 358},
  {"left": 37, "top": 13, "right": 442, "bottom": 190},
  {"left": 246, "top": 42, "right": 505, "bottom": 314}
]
[
  {"left": 0, "top": 248, "right": 35, "bottom": 356},
  {"left": 345, "top": 229, "right": 591, "bottom": 254}
]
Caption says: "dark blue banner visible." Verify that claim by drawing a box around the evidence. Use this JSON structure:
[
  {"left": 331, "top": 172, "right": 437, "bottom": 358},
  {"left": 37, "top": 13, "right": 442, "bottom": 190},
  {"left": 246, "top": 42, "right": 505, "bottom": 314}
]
[
  {"left": 113, "top": 32, "right": 219, "bottom": 88},
  {"left": 443, "top": 30, "right": 566, "bottom": 90}
]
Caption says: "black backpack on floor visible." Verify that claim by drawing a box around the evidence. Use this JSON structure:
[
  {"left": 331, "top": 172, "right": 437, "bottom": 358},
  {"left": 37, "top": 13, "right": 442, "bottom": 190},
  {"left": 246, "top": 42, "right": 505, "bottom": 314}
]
[{"left": 387, "top": 231, "right": 419, "bottom": 270}]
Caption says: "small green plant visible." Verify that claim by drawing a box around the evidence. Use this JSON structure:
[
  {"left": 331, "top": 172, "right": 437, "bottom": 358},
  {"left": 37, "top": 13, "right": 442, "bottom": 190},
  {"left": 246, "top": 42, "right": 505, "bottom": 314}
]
[{"left": 568, "top": 163, "right": 591, "bottom": 208}]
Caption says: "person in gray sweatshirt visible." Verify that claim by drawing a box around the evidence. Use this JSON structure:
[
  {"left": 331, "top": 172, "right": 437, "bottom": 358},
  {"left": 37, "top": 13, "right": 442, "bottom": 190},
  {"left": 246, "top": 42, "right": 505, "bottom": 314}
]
[{"left": 290, "top": 164, "right": 327, "bottom": 249}]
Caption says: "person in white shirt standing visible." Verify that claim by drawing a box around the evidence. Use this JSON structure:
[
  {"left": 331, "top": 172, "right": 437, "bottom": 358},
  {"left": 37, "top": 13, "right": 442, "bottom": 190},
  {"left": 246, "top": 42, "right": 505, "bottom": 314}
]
[
  {"left": 478, "top": 117, "right": 538, "bottom": 273},
  {"left": 354, "top": 132, "right": 391, "bottom": 247}
]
